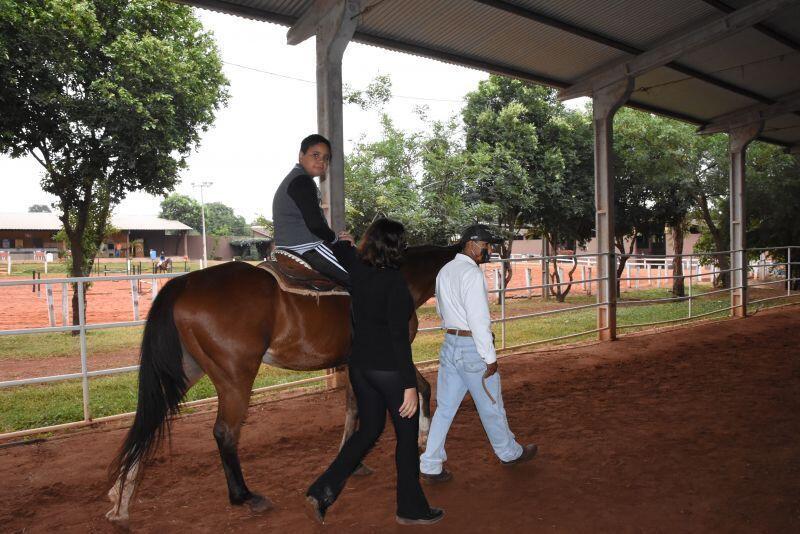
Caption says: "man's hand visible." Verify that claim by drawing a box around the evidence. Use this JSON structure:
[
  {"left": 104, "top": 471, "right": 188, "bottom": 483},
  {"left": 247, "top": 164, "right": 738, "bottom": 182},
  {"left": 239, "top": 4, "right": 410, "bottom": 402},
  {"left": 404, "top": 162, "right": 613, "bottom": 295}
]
[
  {"left": 338, "top": 231, "right": 355, "bottom": 245},
  {"left": 484, "top": 361, "right": 498, "bottom": 378},
  {"left": 399, "top": 387, "right": 418, "bottom": 418}
]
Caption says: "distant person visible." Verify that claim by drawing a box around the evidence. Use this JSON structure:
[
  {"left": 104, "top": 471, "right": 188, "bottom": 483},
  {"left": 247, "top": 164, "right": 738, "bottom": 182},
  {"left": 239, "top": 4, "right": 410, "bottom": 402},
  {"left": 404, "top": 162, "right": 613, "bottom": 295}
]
[
  {"left": 306, "top": 218, "right": 444, "bottom": 526},
  {"left": 272, "top": 134, "right": 352, "bottom": 287},
  {"left": 419, "top": 224, "right": 537, "bottom": 484}
]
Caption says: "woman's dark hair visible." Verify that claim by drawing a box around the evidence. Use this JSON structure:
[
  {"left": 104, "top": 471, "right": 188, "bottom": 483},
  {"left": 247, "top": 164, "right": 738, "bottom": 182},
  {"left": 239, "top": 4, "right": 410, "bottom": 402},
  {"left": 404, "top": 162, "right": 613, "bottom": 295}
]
[
  {"left": 300, "top": 134, "right": 331, "bottom": 154},
  {"left": 357, "top": 218, "right": 407, "bottom": 269}
]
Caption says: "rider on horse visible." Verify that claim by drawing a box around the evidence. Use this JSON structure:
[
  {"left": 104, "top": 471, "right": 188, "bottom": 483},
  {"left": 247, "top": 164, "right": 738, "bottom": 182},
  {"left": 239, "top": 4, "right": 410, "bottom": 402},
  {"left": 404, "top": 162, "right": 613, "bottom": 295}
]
[{"left": 272, "top": 134, "right": 353, "bottom": 288}]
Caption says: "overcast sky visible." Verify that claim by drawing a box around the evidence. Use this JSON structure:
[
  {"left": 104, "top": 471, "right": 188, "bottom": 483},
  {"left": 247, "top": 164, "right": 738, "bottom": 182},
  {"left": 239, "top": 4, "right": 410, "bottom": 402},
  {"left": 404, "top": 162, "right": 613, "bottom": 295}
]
[{"left": 0, "top": 8, "right": 494, "bottom": 221}]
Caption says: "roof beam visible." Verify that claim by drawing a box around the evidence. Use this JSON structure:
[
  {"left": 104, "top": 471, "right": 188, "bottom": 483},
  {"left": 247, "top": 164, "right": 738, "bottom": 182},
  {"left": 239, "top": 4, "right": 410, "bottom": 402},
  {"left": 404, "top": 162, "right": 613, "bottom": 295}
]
[
  {"left": 700, "top": 0, "right": 800, "bottom": 52},
  {"left": 286, "top": 0, "right": 340, "bottom": 45},
  {"left": 699, "top": 90, "right": 800, "bottom": 134},
  {"left": 558, "top": 0, "right": 796, "bottom": 100}
]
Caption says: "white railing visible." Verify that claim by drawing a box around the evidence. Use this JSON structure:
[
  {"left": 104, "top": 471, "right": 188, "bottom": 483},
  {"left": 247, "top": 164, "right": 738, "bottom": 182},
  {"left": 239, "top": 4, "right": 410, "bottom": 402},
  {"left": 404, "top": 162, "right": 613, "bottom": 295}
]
[{"left": 2, "top": 246, "right": 798, "bottom": 440}]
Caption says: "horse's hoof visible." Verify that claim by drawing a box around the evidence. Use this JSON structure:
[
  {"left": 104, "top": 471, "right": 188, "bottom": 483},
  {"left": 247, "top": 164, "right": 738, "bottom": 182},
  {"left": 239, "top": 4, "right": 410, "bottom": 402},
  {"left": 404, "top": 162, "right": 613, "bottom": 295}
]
[
  {"left": 246, "top": 493, "right": 274, "bottom": 513},
  {"left": 352, "top": 463, "right": 373, "bottom": 476},
  {"left": 105, "top": 509, "right": 130, "bottom": 530}
]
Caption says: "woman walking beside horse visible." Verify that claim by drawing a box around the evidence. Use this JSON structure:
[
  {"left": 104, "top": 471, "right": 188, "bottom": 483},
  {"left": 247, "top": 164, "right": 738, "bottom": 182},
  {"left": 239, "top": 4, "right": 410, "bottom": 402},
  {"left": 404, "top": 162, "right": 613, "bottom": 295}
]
[{"left": 306, "top": 218, "right": 444, "bottom": 526}]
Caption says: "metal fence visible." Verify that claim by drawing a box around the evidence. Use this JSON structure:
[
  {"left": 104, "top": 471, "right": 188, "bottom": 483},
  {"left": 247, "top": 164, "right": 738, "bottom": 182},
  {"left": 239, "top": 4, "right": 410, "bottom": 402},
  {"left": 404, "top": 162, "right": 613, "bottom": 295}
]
[{"left": 1, "top": 246, "right": 798, "bottom": 440}]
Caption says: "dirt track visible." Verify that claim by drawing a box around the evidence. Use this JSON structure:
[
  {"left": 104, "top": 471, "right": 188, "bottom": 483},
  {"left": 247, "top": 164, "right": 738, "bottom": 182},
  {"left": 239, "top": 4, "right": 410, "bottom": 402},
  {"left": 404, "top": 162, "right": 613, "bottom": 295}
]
[{"left": 1, "top": 306, "right": 798, "bottom": 533}]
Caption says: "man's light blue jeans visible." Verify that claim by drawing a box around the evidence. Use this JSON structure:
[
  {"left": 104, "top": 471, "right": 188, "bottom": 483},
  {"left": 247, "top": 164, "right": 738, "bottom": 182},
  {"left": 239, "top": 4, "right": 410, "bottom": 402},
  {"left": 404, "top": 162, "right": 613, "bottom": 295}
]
[{"left": 420, "top": 334, "right": 523, "bottom": 475}]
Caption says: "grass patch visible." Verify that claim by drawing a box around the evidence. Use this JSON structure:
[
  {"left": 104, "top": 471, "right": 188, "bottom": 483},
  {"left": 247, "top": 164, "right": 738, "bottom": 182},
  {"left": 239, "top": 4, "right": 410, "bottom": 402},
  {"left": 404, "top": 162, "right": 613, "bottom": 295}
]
[
  {"left": 0, "top": 327, "right": 144, "bottom": 360},
  {"left": 0, "top": 365, "right": 323, "bottom": 433}
]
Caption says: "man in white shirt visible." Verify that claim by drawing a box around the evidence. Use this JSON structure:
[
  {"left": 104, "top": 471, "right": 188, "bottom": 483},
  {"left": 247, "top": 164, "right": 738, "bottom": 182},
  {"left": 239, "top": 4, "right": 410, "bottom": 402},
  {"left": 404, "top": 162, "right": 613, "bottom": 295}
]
[{"left": 420, "top": 224, "right": 537, "bottom": 483}]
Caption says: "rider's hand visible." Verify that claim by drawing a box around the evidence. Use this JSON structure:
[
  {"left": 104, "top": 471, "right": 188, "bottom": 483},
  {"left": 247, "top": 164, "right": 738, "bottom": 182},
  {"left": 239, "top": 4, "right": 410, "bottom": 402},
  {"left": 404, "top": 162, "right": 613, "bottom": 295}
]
[
  {"left": 399, "top": 387, "right": 418, "bottom": 418},
  {"left": 338, "top": 231, "right": 355, "bottom": 245},
  {"left": 484, "top": 361, "right": 498, "bottom": 379}
]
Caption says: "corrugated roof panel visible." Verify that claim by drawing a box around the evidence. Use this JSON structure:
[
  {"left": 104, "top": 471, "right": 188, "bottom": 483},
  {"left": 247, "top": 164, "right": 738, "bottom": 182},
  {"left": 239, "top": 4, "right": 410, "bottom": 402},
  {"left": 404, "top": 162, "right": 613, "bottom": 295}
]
[
  {"left": 762, "top": 114, "right": 800, "bottom": 145},
  {"left": 674, "top": 29, "right": 800, "bottom": 101},
  {"left": 182, "top": 0, "right": 800, "bottom": 146},
  {"left": 509, "top": 0, "right": 719, "bottom": 50},
  {"left": 359, "top": 0, "right": 625, "bottom": 84},
  {"left": 632, "top": 67, "right": 758, "bottom": 122}
]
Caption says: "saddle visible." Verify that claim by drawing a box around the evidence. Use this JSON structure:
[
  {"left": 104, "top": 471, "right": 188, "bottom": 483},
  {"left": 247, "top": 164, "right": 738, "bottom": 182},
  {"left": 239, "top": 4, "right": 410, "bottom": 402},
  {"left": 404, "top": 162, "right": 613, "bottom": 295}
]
[{"left": 258, "top": 249, "right": 349, "bottom": 297}]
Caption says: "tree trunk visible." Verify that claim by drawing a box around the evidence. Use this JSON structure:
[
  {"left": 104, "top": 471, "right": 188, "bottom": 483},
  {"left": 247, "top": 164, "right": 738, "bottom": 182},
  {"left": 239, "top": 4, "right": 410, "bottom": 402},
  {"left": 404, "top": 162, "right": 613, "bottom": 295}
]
[
  {"left": 615, "top": 233, "right": 635, "bottom": 297},
  {"left": 697, "top": 192, "right": 729, "bottom": 288},
  {"left": 671, "top": 223, "right": 685, "bottom": 298}
]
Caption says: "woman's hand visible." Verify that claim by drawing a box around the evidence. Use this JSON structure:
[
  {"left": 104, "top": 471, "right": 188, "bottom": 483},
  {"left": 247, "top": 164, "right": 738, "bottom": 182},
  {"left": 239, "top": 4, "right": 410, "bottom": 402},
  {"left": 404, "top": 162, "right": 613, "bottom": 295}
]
[
  {"left": 399, "top": 387, "right": 418, "bottom": 418},
  {"left": 338, "top": 231, "right": 355, "bottom": 245}
]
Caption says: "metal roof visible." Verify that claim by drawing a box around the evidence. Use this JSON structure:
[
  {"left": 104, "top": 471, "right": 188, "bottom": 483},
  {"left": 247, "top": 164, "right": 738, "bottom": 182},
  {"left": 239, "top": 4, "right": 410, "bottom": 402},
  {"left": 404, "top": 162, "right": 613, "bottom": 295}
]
[
  {"left": 182, "top": 0, "right": 800, "bottom": 148},
  {"left": 0, "top": 213, "right": 192, "bottom": 231}
]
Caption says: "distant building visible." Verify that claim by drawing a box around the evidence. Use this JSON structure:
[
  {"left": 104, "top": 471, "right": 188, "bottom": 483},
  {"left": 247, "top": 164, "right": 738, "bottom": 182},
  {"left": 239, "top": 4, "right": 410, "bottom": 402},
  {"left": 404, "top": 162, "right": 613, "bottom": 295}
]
[{"left": 0, "top": 212, "right": 191, "bottom": 260}]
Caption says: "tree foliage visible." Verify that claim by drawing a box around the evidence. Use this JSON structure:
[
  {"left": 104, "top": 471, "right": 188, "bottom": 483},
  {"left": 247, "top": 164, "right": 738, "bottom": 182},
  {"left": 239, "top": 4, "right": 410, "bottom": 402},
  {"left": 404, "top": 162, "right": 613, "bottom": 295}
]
[
  {"left": 0, "top": 0, "right": 228, "bottom": 322},
  {"left": 159, "top": 194, "right": 248, "bottom": 236}
]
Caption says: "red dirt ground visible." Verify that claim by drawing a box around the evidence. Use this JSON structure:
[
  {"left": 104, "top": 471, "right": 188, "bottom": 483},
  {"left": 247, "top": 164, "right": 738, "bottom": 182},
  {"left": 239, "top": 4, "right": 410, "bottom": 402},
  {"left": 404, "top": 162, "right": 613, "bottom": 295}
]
[{"left": 1, "top": 306, "right": 798, "bottom": 533}]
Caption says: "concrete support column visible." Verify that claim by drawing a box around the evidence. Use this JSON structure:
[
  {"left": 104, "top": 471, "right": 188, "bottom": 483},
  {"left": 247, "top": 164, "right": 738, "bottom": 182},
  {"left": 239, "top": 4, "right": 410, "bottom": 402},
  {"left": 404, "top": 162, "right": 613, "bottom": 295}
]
[
  {"left": 728, "top": 122, "right": 762, "bottom": 318},
  {"left": 315, "top": 0, "right": 360, "bottom": 231},
  {"left": 592, "top": 78, "right": 633, "bottom": 341},
  {"left": 289, "top": 0, "right": 361, "bottom": 389}
]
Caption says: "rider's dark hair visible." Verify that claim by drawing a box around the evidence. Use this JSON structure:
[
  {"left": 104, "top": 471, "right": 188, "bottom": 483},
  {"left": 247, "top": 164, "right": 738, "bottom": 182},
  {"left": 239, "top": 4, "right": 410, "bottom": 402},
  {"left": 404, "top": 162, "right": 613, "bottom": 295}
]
[
  {"left": 300, "top": 134, "right": 331, "bottom": 155},
  {"left": 358, "top": 218, "right": 407, "bottom": 270}
]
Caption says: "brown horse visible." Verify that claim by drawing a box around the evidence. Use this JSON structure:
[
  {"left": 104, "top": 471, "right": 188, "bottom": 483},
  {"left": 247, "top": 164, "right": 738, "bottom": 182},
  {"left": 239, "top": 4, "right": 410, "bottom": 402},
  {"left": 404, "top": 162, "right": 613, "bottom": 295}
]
[{"left": 106, "top": 244, "right": 459, "bottom": 525}]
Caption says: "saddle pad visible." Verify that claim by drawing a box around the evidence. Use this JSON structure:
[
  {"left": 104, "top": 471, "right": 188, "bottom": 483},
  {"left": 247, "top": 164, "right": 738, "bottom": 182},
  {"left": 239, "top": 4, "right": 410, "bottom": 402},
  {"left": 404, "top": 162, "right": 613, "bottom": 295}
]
[{"left": 257, "top": 250, "right": 348, "bottom": 297}]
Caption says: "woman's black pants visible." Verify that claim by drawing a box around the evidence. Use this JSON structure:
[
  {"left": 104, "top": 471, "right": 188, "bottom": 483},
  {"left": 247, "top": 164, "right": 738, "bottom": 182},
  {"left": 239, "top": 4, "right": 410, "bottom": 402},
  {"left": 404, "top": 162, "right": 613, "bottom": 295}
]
[{"left": 307, "top": 366, "right": 431, "bottom": 518}]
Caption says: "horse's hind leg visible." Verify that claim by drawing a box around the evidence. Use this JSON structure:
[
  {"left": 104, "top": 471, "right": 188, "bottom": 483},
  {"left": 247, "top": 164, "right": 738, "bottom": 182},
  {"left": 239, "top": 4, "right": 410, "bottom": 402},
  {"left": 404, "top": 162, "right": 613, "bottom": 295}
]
[
  {"left": 416, "top": 366, "right": 432, "bottom": 451},
  {"left": 106, "top": 348, "right": 206, "bottom": 525},
  {"left": 213, "top": 383, "right": 272, "bottom": 513}
]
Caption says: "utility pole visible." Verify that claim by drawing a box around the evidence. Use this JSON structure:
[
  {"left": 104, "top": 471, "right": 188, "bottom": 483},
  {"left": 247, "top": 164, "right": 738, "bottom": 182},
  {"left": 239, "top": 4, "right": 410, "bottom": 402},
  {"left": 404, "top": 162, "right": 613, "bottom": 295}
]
[{"left": 192, "top": 181, "right": 213, "bottom": 269}]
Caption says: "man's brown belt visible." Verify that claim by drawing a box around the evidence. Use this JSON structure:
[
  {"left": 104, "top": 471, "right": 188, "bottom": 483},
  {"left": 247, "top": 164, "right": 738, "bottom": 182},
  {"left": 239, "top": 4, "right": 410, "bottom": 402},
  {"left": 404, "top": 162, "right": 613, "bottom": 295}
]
[{"left": 445, "top": 329, "right": 472, "bottom": 337}]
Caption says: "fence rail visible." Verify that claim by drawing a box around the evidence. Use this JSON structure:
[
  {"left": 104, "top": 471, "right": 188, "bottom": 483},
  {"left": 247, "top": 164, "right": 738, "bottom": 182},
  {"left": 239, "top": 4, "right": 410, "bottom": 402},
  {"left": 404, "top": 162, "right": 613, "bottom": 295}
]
[{"left": 1, "top": 245, "right": 798, "bottom": 440}]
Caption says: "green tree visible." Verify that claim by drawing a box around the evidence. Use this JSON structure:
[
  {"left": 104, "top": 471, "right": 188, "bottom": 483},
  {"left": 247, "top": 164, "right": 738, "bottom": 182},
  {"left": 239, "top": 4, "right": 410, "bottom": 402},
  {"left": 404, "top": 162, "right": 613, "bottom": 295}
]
[
  {"left": 160, "top": 193, "right": 202, "bottom": 231},
  {"left": 28, "top": 204, "right": 52, "bottom": 213},
  {"left": 344, "top": 114, "right": 422, "bottom": 240},
  {"left": 251, "top": 214, "right": 274, "bottom": 236},
  {"left": 204, "top": 202, "right": 248, "bottom": 236},
  {"left": 462, "top": 76, "right": 595, "bottom": 299},
  {"left": 0, "top": 0, "right": 228, "bottom": 323}
]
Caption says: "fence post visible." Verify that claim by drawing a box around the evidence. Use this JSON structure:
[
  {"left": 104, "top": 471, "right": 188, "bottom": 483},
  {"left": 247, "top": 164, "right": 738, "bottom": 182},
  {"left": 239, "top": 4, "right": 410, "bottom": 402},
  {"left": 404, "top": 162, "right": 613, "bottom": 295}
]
[
  {"left": 587, "top": 267, "right": 592, "bottom": 296},
  {"left": 61, "top": 282, "right": 69, "bottom": 326},
  {"left": 626, "top": 263, "right": 631, "bottom": 288},
  {"left": 525, "top": 267, "right": 531, "bottom": 299},
  {"left": 541, "top": 255, "right": 549, "bottom": 300},
  {"left": 6, "top": 254, "right": 10, "bottom": 275},
  {"left": 788, "top": 247, "right": 792, "bottom": 296},
  {"left": 688, "top": 259, "right": 693, "bottom": 318},
  {"left": 500, "top": 261, "right": 506, "bottom": 349},
  {"left": 130, "top": 279, "right": 140, "bottom": 321},
  {"left": 493, "top": 269, "right": 501, "bottom": 304},
  {"left": 44, "top": 257, "right": 48, "bottom": 275},
  {"left": 77, "top": 281, "right": 91, "bottom": 422},
  {"left": 46, "top": 284, "right": 55, "bottom": 327},
  {"left": 151, "top": 277, "right": 159, "bottom": 303}
]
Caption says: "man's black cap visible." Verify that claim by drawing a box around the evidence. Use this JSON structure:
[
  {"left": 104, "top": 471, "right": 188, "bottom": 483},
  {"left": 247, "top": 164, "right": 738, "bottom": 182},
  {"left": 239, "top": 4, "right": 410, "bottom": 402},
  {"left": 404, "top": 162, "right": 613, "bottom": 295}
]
[{"left": 459, "top": 224, "right": 503, "bottom": 245}]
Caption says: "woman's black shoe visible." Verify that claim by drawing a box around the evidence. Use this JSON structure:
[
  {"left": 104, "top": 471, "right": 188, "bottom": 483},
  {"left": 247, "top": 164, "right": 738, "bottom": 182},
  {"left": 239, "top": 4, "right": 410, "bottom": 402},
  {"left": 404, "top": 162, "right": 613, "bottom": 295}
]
[{"left": 396, "top": 507, "right": 445, "bottom": 525}]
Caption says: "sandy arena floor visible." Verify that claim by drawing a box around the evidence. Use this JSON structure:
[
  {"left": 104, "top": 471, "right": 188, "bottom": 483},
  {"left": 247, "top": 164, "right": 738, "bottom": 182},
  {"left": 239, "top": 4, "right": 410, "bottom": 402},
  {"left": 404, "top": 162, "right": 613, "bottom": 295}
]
[{"left": 0, "top": 306, "right": 798, "bottom": 533}]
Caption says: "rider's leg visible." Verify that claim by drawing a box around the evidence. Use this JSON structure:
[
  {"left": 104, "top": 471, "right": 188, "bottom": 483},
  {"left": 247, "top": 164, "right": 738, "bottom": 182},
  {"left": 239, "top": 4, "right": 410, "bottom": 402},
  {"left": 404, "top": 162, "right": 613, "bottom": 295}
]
[{"left": 301, "top": 245, "right": 351, "bottom": 288}]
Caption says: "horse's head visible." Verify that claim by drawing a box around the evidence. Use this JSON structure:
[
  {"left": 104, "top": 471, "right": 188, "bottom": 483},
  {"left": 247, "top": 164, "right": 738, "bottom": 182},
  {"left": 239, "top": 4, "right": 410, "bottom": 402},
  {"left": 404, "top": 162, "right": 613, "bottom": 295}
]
[{"left": 401, "top": 244, "right": 460, "bottom": 308}]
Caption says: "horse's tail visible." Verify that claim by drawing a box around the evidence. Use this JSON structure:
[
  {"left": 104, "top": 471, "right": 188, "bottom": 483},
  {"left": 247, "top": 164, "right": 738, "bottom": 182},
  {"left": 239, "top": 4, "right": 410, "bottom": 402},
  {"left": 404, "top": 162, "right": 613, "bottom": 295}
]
[{"left": 109, "top": 274, "right": 190, "bottom": 498}]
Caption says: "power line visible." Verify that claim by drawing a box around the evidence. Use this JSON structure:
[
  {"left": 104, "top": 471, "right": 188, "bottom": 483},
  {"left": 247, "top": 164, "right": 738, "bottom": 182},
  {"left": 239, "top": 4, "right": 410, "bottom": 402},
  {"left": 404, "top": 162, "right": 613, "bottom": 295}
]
[{"left": 222, "top": 60, "right": 465, "bottom": 104}]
